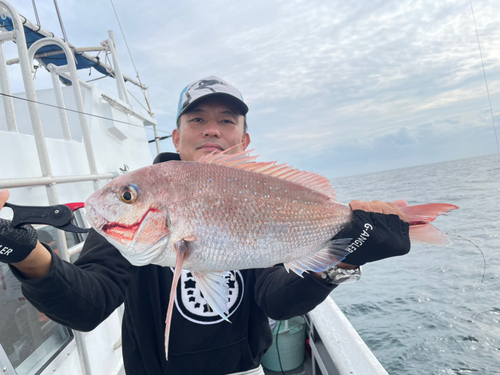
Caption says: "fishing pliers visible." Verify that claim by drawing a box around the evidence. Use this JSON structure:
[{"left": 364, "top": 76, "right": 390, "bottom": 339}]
[{"left": 4, "top": 202, "right": 91, "bottom": 233}]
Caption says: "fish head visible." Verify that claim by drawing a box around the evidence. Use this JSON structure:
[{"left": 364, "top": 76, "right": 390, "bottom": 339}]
[{"left": 85, "top": 169, "right": 171, "bottom": 265}]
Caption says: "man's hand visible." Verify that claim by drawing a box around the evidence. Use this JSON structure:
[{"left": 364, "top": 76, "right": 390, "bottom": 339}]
[
  {"left": 336, "top": 200, "right": 411, "bottom": 267},
  {"left": 0, "top": 189, "right": 52, "bottom": 278},
  {"left": 0, "top": 190, "right": 39, "bottom": 263}
]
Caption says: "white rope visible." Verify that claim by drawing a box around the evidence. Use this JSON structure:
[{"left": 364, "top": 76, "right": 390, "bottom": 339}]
[
  {"left": 469, "top": 0, "right": 499, "bottom": 152},
  {"left": 109, "top": 0, "right": 139, "bottom": 79},
  {"left": 0, "top": 91, "right": 170, "bottom": 135},
  {"left": 108, "top": 0, "right": 154, "bottom": 117},
  {"left": 127, "top": 89, "right": 149, "bottom": 113},
  {"left": 100, "top": 40, "right": 115, "bottom": 76}
]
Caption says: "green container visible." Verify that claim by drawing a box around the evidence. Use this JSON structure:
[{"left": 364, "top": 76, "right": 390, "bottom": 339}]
[{"left": 261, "top": 317, "right": 306, "bottom": 372}]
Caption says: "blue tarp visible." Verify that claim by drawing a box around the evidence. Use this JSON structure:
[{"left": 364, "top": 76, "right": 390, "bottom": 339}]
[{"left": 0, "top": 15, "right": 112, "bottom": 83}]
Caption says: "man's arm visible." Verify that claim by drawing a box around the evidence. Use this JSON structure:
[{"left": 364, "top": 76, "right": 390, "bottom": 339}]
[
  {"left": 1, "top": 189, "right": 132, "bottom": 331},
  {"left": 255, "top": 200, "right": 411, "bottom": 319},
  {"left": 9, "top": 231, "right": 133, "bottom": 331},
  {"left": 11, "top": 242, "right": 52, "bottom": 278},
  {"left": 254, "top": 265, "right": 337, "bottom": 320}
]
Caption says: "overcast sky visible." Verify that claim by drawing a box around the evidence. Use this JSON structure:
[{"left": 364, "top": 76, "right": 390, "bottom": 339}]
[{"left": 7, "top": 0, "right": 500, "bottom": 178}]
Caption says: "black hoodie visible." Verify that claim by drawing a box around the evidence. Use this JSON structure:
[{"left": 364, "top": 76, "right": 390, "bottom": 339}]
[{"left": 12, "top": 153, "right": 337, "bottom": 375}]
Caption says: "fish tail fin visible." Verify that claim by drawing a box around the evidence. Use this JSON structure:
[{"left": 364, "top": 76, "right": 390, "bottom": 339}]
[
  {"left": 400, "top": 203, "right": 459, "bottom": 247},
  {"left": 400, "top": 203, "right": 459, "bottom": 224},
  {"left": 409, "top": 224, "right": 452, "bottom": 246}
]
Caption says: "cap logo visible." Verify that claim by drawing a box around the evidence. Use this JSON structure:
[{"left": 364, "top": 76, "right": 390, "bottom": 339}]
[{"left": 183, "top": 79, "right": 228, "bottom": 110}]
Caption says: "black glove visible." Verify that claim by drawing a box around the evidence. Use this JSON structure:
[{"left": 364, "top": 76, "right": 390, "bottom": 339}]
[
  {"left": 0, "top": 218, "right": 38, "bottom": 263},
  {"left": 334, "top": 210, "right": 410, "bottom": 266}
]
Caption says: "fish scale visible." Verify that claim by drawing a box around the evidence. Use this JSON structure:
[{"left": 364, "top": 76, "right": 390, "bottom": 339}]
[{"left": 158, "top": 161, "right": 352, "bottom": 271}]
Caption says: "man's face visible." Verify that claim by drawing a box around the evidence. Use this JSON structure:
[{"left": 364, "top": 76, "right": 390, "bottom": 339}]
[{"left": 172, "top": 99, "right": 251, "bottom": 162}]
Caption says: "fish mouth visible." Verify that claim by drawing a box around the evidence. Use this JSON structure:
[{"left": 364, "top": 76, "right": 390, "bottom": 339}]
[
  {"left": 85, "top": 203, "right": 158, "bottom": 244},
  {"left": 101, "top": 209, "right": 157, "bottom": 243},
  {"left": 85, "top": 205, "right": 107, "bottom": 230}
]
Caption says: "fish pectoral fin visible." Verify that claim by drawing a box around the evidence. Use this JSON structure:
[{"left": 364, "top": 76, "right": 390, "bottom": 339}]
[
  {"left": 192, "top": 271, "right": 232, "bottom": 322},
  {"left": 164, "top": 240, "right": 191, "bottom": 360},
  {"left": 284, "top": 238, "right": 352, "bottom": 276}
]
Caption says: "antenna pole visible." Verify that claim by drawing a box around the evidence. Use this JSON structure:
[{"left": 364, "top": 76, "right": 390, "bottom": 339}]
[{"left": 52, "top": 0, "right": 69, "bottom": 42}]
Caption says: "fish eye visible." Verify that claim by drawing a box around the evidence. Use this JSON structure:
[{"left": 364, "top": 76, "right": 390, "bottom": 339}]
[{"left": 119, "top": 185, "right": 138, "bottom": 204}]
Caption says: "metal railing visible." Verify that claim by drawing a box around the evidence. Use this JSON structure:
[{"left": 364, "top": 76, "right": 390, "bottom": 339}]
[
  {"left": 0, "top": 1, "right": 152, "bottom": 374},
  {"left": 0, "top": 2, "right": 96, "bottom": 374}
]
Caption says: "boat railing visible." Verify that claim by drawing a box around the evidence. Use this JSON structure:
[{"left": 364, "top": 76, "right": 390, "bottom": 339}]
[
  {"left": 307, "top": 297, "right": 389, "bottom": 375},
  {"left": 0, "top": 1, "right": 154, "bottom": 374}
]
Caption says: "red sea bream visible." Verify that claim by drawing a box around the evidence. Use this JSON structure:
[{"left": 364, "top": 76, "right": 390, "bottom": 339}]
[{"left": 84, "top": 149, "right": 458, "bottom": 358}]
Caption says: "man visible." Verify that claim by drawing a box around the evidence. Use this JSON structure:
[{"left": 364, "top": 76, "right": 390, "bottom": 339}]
[{"left": 0, "top": 76, "right": 410, "bottom": 374}]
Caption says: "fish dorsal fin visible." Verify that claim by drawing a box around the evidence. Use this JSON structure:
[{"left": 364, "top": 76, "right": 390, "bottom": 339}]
[
  {"left": 198, "top": 145, "right": 260, "bottom": 166},
  {"left": 198, "top": 146, "right": 337, "bottom": 201}
]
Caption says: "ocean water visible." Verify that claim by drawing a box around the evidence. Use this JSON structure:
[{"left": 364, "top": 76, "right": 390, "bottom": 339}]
[{"left": 329, "top": 153, "right": 500, "bottom": 375}]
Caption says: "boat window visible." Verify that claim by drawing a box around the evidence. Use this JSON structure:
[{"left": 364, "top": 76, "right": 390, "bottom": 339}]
[
  {"left": 0, "top": 226, "right": 80, "bottom": 374},
  {"left": 37, "top": 226, "right": 82, "bottom": 258}
]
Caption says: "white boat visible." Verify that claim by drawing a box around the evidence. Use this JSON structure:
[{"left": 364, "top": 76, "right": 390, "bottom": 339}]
[{"left": 0, "top": 2, "right": 388, "bottom": 374}]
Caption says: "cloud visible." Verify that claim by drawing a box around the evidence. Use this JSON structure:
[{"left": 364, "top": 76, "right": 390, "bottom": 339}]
[
  {"left": 3, "top": 0, "right": 500, "bottom": 178},
  {"left": 375, "top": 127, "right": 417, "bottom": 146}
]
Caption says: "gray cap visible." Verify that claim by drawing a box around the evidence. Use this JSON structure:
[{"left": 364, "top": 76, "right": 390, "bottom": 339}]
[{"left": 176, "top": 76, "right": 249, "bottom": 119}]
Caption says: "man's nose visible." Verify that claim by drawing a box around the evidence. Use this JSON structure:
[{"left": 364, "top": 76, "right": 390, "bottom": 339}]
[{"left": 203, "top": 120, "right": 221, "bottom": 137}]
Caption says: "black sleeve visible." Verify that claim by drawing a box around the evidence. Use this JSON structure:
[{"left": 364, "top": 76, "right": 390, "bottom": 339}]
[
  {"left": 254, "top": 266, "right": 337, "bottom": 320},
  {"left": 336, "top": 210, "right": 411, "bottom": 266},
  {"left": 10, "top": 230, "right": 133, "bottom": 331}
]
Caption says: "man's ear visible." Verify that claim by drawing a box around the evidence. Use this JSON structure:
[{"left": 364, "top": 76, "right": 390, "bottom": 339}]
[
  {"left": 172, "top": 128, "right": 180, "bottom": 153},
  {"left": 241, "top": 132, "right": 251, "bottom": 151}
]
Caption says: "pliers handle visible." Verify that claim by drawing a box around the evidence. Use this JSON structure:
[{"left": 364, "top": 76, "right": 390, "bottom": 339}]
[{"left": 4, "top": 202, "right": 91, "bottom": 234}]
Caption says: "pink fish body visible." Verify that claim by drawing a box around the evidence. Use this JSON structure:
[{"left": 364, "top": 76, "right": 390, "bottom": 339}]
[
  {"left": 84, "top": 149, "right": 458, "bottom": 358},
  {"left": 87, "top": 160, "right": 352, "bottom": 271}
]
